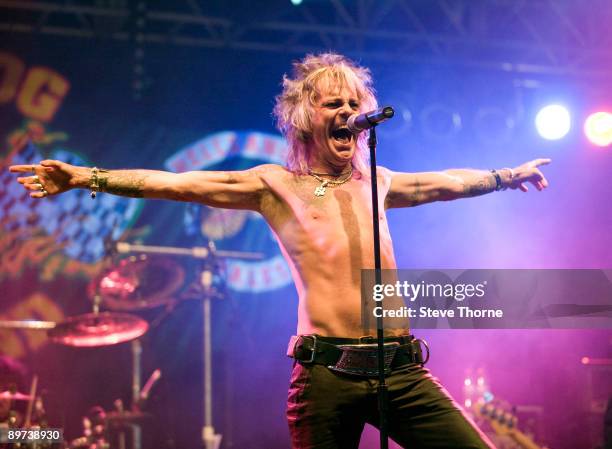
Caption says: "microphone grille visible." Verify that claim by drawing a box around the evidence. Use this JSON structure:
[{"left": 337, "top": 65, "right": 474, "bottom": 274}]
[
  {"left": 347, "top": 114, "right": 360, "bottom": 134},
  {"left": 382, "top": 106, "right": 394, "bottom": 119}
]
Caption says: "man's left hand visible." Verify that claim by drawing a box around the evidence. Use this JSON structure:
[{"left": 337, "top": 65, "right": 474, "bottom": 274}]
[{"left": 508, "top": 158, "right": 551, "bottom": 192}]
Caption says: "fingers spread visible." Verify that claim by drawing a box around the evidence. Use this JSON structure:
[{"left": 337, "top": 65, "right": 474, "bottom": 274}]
[
  {"left": 519, "top": 183, "right": 528, "bottom": 192},
  {"left": 10, "top": 163, "right": 52, "bottom": 199}
]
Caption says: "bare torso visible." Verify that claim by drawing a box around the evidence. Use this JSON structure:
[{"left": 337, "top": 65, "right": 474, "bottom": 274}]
[{"left": 259, "top": 165, "right": 405, "bottom": 337}]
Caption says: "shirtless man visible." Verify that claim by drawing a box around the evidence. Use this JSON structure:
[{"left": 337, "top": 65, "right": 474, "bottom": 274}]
[{"left": 10, "top": 53, "right": 550, "bottom": 448}]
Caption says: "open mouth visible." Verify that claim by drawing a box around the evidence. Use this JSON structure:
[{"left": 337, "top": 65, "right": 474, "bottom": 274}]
[{"left": 330, "top": 127, "right": 353, "bottom": 145}]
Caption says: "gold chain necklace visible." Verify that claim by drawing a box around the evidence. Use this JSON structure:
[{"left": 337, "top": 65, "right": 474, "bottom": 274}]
[{"left": 307, "top": 168, "right": 353, "bottom": 197}]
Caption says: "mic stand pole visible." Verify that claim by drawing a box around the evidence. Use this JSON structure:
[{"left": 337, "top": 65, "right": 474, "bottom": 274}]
[
  {"left": 368, "top": 125, "right": 389, "bottom": 449},
  {"left": 199, "top": 241, "right": 222, "bottom": 449}
]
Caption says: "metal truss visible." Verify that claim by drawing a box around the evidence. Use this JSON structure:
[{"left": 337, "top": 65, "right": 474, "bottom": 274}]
[{"left": 1, "top": 0, "right": 612, "bottom": 78}]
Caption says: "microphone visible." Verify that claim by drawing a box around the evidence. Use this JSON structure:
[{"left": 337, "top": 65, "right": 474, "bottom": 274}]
[{"left": 347, "top": 106, "right": 394, "bottom": 134}]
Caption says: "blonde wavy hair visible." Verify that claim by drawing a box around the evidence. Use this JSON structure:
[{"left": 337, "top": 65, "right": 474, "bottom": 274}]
[{"left": 273, "top": 53, "right": 378, "bottom": 176}]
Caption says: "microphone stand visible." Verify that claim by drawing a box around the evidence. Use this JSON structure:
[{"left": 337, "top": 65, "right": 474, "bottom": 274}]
[{"left": 368, "top": 125, "right": 389, "bottom": 449}]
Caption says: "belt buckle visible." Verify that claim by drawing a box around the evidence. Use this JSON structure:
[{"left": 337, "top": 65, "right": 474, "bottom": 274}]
[
  {"left": 414, "top": 337, "right": 430, "bottom": 366},
  {"left": 328, "top": 342, "right": 399, "bottom": 377},
  {"left": 359, "top": 335, "right": 375, "bottom": 344},
  {"left": 294, "top": 334, "right": 317, "bottom": 363}
]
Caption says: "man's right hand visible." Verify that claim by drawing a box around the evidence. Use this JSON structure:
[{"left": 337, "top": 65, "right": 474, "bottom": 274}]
[{"left": 9, "top": 160, "right": 86, "bottom": 199}]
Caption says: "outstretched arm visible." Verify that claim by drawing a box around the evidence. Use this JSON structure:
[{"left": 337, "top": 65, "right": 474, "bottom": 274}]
[
  {"left": 9, "top": 160, "right": 273, "bottom": 211},
  {"left": 384, "top": 158, "right": 551, "bottom": 209}
]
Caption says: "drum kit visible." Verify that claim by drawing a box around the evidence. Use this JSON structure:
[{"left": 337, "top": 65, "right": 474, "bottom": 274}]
[{"left": 1, "top": 241, "right": 262, "bottom": 449}]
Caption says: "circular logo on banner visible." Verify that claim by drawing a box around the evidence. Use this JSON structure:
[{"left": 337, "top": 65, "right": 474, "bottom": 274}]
[{"left": 164, "top": 131, "right": 292, "bottom": 293}]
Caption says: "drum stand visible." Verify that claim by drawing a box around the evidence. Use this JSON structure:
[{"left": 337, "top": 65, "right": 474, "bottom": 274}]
[
  {"left": 114, "top": 241, "right": 262, "bottom": 449},
  {"left": 129, "top": 339, "right": 143, "bottom": 449}
]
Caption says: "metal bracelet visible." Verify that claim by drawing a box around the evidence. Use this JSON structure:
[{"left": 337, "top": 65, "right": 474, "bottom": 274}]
[{"left": 90, "top": 167, "right": 100, "bottom": 199}]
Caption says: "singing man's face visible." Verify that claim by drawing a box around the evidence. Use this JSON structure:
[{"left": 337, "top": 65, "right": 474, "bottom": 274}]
[{"left": 308, "top": 83, "right": 361, "bottom": 169}]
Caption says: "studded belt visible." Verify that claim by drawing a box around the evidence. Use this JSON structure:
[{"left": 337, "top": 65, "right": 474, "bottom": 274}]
[{"left": 287, "top": 334, "right": 429, "bottom": 377}]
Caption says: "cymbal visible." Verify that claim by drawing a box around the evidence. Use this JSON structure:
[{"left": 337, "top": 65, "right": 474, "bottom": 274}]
[
  {"left": 0, "top": 391, "right": 32, "bottom": 401},
  {"left": 91, "top": 256, "right": 185, "bottom": 311},
  {"left": 47, "top": 312, "right": 149, "bottom": 347}
]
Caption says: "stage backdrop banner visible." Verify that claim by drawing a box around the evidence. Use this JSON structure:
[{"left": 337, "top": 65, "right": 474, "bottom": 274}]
[{"left": 0, "top": 47, "right": 296, "bottom": 448}]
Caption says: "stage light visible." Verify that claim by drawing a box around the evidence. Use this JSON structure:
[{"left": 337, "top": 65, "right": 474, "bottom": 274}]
[
  {"left": 291, "top": 0, "right": 303, "bottom": 5},
  {"left": 584, "top": 111, "right": 612, "bottom": 147},
  {"left": 535, "top": 104, "right": 571, "bottom": 140}
]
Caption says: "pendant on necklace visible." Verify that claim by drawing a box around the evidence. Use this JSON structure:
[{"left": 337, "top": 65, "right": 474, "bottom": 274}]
[{"left": 314, "top": 181, "right": 328, "bottom": 197}]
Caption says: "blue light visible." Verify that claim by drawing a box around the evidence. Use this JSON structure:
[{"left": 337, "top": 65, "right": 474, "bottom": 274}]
[
  {"left": 535, "top": 104, "right": 571, "bottom": 140},
  {"left": 291, "top": 0, "right": 303, "bottom": 5}
]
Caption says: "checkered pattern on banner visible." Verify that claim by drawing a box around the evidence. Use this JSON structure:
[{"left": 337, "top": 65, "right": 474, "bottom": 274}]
[{"left": 0, "top": 142, "right": 143, "bottom": 263}]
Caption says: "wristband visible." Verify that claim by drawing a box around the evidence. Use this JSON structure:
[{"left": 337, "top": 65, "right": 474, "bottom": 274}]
[{"left": 490, "top": 169, "right": 503, "bottom": 191}]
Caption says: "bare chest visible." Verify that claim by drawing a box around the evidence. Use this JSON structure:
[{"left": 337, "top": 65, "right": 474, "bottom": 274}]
[{"left": 264, "top": 176, "right": 391, "bottom": 255}]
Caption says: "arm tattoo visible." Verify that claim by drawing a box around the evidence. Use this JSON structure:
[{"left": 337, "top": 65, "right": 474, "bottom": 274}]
[
  {"left": 461, "top": 174, "right": 496, "bottom": 197},
  {"left": 98, "top": 171, "right": 148, "bottom": 198}
]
